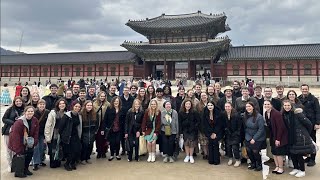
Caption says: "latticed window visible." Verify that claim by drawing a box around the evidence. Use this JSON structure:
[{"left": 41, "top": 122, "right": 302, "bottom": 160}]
[
  {"left": 75, "top": 67, "right": 81, "bottom": 76},
  {"left": 99, "top": 67, "right": 104, "bottom": 76},
  {"left": 285, "top": 64, "right": 293, "bottom": 75},
  {"left": 87, "top": 67, "right": 92, "bottom": 76},
  {"left": 53, "top": 67, "right": 59, "bottom": 77},
  {"left": 232, "top": 65, "right": 240, "bottom": 75},
  {"left": 13, "top": 67, "right": 19, "bottom": 77},
  {"left": 124, "top": 67, "right": 129, "bottom": 76},
  {"left": 251, "top": 65, "right": 258, "bottom": 76},
  {"left": 110, "top": 66, "right": 116, "bottom": 76},
  {"left": 43, "top": 68, "right": 48, "bottom": 77},
  {"left": 3, "top": 67, "right": 9, "bottom": 77},
  {"left": 64, "top": 68, "right": 70, "bottom": 76},
  {"left": 304, "top": 64, "right": 312, "bottom": 75},
  {"left": 268, "top": 64, "right": 275, "bottom": 76},
  {"left": 32, "top": 68, "right": 38, "bottom": 77},
  {"left": 23, "top": 68, "right": 28, "bottom": 77}
]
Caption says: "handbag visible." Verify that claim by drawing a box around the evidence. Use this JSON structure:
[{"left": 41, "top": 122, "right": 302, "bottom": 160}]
[
  {"left": 11, "top": 154, "right": 25, "bottom": 173},
  {"left": 125, "top": 139, "right": 131, "bottom": 152},
  {"left": 138, "top": 135, "right": 147, "bottom": 155},
  {"left": 241, "top": 146, "right": 248, "bottom": 159},
  {"left": 24, "top": 127, "right": 34, "bottom": 148}
]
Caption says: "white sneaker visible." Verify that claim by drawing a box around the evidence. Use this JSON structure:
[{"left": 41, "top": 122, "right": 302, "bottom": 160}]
[
  {"left": 184, "top": 156, "right": 190, "bottom": 163},
  {"left": 147, "top": 153, "right": 152, "bottom": 162},
  {"left": 189, "top": 156, "right": 195, "bottom": 164},
  {"left": 163, "top": 156, "right": 169, "bottom": 163},
  {"left": 288, "top": 159, "right": 294, "bottom": 168},
  {"left": 247, "top": 159, "right": 251, "bottom": 164},
  {"left": 295, "top": 171, "right": 305, "bottom": 178},
  {"left": 151, "top": 152, "right": 156, "bottom": 162},
  {"left": 8, "top": 167, "right": 11, "bottom": 172},
  {"left": 289, "top": 169, "right": 300, "bottom": 176},
  {"left": 234, "top": 160, "right": 241, "bottom": 167},
  {"left": 228, "top": 159, "right": 233, "bottom": 166}
]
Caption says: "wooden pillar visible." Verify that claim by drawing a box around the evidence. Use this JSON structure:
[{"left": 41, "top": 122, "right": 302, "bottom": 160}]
[
  {"left": 94, "top": 64, "right": 96, "bottom": 78},
  {"left": 261, "top": 60, "right": 265, "bottom": 82},
  {"left": 82, "top": 64, "right": 85, "bottom": 78},
  {"left": 210, "top": 58, "right": 214, "bottom": 79},
  {"left": 106, "top": 64, "right": 109, "bottom": 79},
  {"left": 297, "top": 60, "right": 300, "bottom": 82},
  {"left": 163, "top": 58, "right": 167, "bottom": 80},
  {"left": 316, "top": 60, "right": 319, "bottom": 82},
  {"left": 244, "top": 61, "right": 247, "bottom": 79},
  {"left": 143, "top": 60, "right": 147, "bottom": 79},
  {"left": 279, "top": 61, "right": 282, "bottom": 82},
  {"left": 118, "top": 64, "right": 121, "bottom": 79},
  {"left": 60, "top": 64, "right": 63, "bottom": 79},
  {"left": 49, "top": 65, "right": 52, "bottom": 81},
  {"left": 188, "top": 58, "right": 192, "bottom": 79},
  {"left": 171, "top": 62, "right": 175, "bottom": 79},
  {"left": 71, "top": 64, "right": 73, "bottom": 80}
]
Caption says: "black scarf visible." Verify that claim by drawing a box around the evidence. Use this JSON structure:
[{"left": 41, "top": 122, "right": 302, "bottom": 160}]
[{"left": 283, "top": 111, "right": 295, "bottom": 145}]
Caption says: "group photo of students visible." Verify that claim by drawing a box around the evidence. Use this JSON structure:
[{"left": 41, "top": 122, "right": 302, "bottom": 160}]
[{"left": 1, "top": 79, "right": 319, "bottom": 178}]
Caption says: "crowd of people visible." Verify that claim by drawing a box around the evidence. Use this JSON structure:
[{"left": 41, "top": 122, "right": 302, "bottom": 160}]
[{"left": 1, "top": 79, "right": 319, "bottom": 178}]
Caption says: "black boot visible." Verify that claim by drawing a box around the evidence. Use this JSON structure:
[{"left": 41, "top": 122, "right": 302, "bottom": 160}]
[
  {"left": 248, "top": 163, "right": 256, "bottom": 170},
  {"left": 64, "top": 163, "right": 72, "bottom": 171},
  {"left": 255, "top": 161, "right": 263, "bottom": 171},
  {"left": 24, "top": 168, "right": 33, "bottom": 176},
  {"left": 101, "top": 153, "right": 107, "bottom": 158},
  {"left": 97, "top": 153, "right": 101, "bottom": 159}
]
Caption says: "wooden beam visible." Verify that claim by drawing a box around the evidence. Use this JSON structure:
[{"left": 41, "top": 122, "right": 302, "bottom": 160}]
[
  {"left": 279, "top": 61, "right": 282, "bottom": 82},
  {"left": 316, "top": 60, "right": 319, "bottom": 82},
  {"left": 163, "top": 58, "right": 167, "bottom": 80},
  {"left": 297, "top": 60, "right": 300, "bottom": 82}
]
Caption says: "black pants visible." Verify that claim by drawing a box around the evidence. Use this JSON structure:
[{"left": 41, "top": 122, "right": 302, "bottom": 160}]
[
  {"left": 24, "top": 150, "right": 34, "bottom": 169},
  {"left": 246, "top": 147, "right": 262, "bottom": 166},
  {"left": 226, "top": 143, "right": 240, "bottom": 160},
  {"left": 157, "top": 136, "right": 163, "bottom": 153},
  {"left": 109, "top": 131, "right": 121, "bottom": 156},
  {"left": 120, "top": 128, "right": 126, "bottom": 154},
  {"left": 208, "top": 139, "right": 220, "bottom": 164},
  {"left": 127, "top": 137, "right": 139, "bottom": 160},
  {"left": 48, "top": 142, "right": 61, "bottom": 168},
  {"left": 291, "top": 154, "right": 305, "bottom": 171},
  {"left": 81, "top": 143, "right": 94, "bottom": 161},
  {"left": 310, "top": 129, "right": 316, "bottom": 161},
  {"left": 162, "top": 133, "right": 175, "bottom": 157},
  {"left": 62, "top": 143, "right": 77, "bottom": 167}
]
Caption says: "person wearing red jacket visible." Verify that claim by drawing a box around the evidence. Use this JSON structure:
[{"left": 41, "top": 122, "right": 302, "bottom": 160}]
[{"left": 9, "top": 106, "right": 39, "bottom": 178}]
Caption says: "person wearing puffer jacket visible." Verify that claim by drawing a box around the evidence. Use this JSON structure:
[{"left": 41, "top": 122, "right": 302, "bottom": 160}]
[{"left": 282, "top": 100, "right": 314, "bottom": 178}]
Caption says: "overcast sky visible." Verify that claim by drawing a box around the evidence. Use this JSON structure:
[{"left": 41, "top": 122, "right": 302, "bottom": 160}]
[{"left": 1, "top": 0, "right": 320, "bottom": 53}]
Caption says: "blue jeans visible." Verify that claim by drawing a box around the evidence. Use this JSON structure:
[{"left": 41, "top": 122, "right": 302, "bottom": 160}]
[{"left": 32, "top": 135, "right": 45, "bottom": 165}]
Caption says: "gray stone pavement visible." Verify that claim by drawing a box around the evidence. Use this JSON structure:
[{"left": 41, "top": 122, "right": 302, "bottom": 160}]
[{"left": 1, "top": 105, "right": 320, "bottom": 180}]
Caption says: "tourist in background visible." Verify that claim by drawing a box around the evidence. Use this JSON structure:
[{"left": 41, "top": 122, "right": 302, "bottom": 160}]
[
  {"left": 59, "top": 102, "right": 82, "bottom": 171},
  {"left": 222, "top": 102, "right": 242, "bottom": 167},
  {"left": 203, "top": 100, "right": 222, "bottom": 165},
  {"left": 179, "top": 99, "right": 200, "bottom": 164},
  {"left": 32, "top": 99, "right": 50, "bottom": 170},
  {"left": 125, "top": 99, "right": 144, "bottom": 162},
  {"left": 9, "top": 106, "right": 39, "bottom": 178},
  {"left": 0, "top": 83, "right": 12, "bottom": 106},
  {"left": 94, "top": 91, "right": 110, "bottom": 159},
  {"left": 2, "top": 96, "right": 25, "bottom": 172},
  {"left": 282, "top": 100, "right": 314, "bottom": 178},
  {"left": 141, "top": 99, "right": 161, "bottom": 162},
  {"left": 243, "top": 102, "right": 265, "bottom": 171},
  {"left": 161, "top": 101, "right": 179, "bottom": 163},
  {"left": 15, "top": 82, "right": 23, "bottom": 97}
]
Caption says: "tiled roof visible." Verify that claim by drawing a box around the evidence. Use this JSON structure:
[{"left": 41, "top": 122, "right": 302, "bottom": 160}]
[
  {"left": 126, "top": 11, "right": 230, "bottom": 38},
  {"left": 121, "top": 38, "right": 230, "bottom": 59},
  {"left": 0, "top": 51, "right": 138, "bottom": 65},
  {"left": 221, "top": 43, "right": 320, "bottom": 61}
]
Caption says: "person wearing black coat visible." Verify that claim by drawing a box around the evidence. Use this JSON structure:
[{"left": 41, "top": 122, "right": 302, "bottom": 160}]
[
  {"left": 104, "top": 97, "right": 125, "bottom": 161},
  {"left": 178, "top": 99, "right": 200, "bottom": 164},
  {"left": 79, "top": 101, "right": 99, "bottom": 164},
  {"left": 203, "top": 100, "right": 223, "bottom": 165},
  {"left": 175, "top": 86, "right": 185, "bottom": 112},
  {"left": 124, "top": 99, "right": 144, "bottom": 161},
  {"left": 221, "top": 102, "right": 242, "bottom": 167},
  {"left": 2, "top": 96, "right": 25, "bottom": 172},
  {"left": 298, "top": 84, "right": 320, "bottom": 167},
  {"left": 282, "top": 100, "right": 314, "bottom": 178},
  {"left": 217, "top": 86, "right": 237, "bottom": 111},
  {"left": 59, "top": 103, "right": 82, "bottom": 171},
  {"left": 42, "top": 84, "right": 61, "bottom": 110}
]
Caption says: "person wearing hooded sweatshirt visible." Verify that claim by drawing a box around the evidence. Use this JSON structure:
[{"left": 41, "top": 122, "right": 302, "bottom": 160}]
[
  {"left": 9, "top": 106, "right": 39, "bottom": 178},
  {"left": 59, "top": 102, "right": 82, "bottom": 171},
  {"left": 2, "top": 96, "right": 25, "bottom": 172}
]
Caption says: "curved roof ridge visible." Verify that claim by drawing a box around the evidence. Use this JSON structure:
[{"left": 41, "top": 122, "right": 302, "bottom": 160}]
[{"left": 128, "top": 11, "right": 225, "bottom": 22}]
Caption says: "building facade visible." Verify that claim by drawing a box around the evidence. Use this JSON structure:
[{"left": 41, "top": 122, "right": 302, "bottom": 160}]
[{"left": 0, "top": 11, "right": 319, "bottom": 85}]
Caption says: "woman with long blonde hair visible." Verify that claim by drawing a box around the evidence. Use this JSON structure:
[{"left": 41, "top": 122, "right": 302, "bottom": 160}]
[
  {"left": 141, "top": 99, "right": 161, "bottom": 162},
  {"left": 93, "top": 91, "right": 110, "bottom": 158}
]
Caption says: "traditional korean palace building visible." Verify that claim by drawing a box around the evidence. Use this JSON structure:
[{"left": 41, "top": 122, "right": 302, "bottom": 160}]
[{"left": 1, "top": 11, "right": 320, "bottom": 85}]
